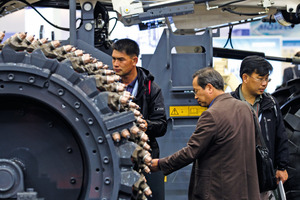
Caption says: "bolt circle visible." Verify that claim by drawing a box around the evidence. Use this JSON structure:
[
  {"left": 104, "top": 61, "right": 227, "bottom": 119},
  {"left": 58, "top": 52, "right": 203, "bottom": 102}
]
[
  {"left": 103, "top": 156, "right": 109, "bottom": 164},
  {"left": 58, "top": 89, "right": 64, "bottom": 96},
  {"left": 70, "top": 177, "right": 76, "bottom": 184},
  {"left": 104, "top": 177, "right": 110, "bottom": 185},
  {"left": 67, "top": 147, "right": 73, "bottom": 153},
  {"left": 98, "top": 137, "right": 104, "bottom": 144},
  {"left": 44, "top": 81, "right": 49, "bottom": 88},
  {"left": 28, "top": 76, "right": 35, "bottom": 83},
  {"left": 74, "top": 102, "right": 81, "bottom": 109},
  {"left": 84, "top": 23, "right": 93, "bottom": 31},
  {"left": 88, "top": 118, "right": 94, "bottom": 125},
  {"left": 7, "top": 73, "right": 14, "bottom": 80}
]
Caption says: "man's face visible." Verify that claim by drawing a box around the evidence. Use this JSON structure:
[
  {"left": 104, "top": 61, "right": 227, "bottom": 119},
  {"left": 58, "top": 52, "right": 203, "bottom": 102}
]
[
  {"left": 112, "top": 50, "right": 138, "bottom": 77},
  {"left": 244, "top": 72, "right": 270, "bottom": 95},
  {"left": 192, "top": 77, "right": 210, "bottom": 107}
]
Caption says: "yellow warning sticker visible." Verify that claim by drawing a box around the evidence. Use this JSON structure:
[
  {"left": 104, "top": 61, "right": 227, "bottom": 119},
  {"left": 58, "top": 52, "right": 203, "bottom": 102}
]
[{"left": 169, "top": 106, "right": 207, "bottom": 117}]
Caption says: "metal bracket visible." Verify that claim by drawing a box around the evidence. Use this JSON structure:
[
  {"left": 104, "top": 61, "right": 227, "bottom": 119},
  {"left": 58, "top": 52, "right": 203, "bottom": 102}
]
[{"left": 120, "top": 3, "right": 194, "bottom": 26}]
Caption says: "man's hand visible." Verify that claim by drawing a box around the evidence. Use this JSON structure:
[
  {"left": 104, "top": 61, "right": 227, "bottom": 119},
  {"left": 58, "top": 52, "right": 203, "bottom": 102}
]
[
  {"left": 276, "top": 169, "right": 288, "bottom": 184},
  {"left": 150, "top": 159, "right": 160, "bottom": 172}
]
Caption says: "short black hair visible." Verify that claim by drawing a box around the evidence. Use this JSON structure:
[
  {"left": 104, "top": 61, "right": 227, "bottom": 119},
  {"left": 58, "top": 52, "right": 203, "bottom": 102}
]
[
  {"left": 240, "top": 55, "right": 273, "bottom": 78},
  {"left": 193, "top": 67, "right": 224, "bottom": 90},
  {"left": 295, "top": 51, "right": 300, "bottom": 57},
  {"left": 111, "top": 38, "right": 139, "bottom": 57}
]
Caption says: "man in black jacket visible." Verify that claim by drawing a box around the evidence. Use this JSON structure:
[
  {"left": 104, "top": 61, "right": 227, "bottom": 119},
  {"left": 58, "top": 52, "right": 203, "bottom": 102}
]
[
  {"left": 111, "top": 38, "right": 167, "bottom": 200},
  {"left": 231, "top": 55, "right": 289, "bottom": 199}
]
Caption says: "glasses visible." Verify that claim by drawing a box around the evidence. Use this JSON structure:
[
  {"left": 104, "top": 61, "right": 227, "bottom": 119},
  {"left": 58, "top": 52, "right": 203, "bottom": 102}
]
[{"left": 250, "top": 76, "right": 271, "bottom": 84}]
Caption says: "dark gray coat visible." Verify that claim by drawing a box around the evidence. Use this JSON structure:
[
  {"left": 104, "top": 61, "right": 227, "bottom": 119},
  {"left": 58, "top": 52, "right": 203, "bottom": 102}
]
[{"left": 159, "top": 93, "right": 260, "bottom": 200}]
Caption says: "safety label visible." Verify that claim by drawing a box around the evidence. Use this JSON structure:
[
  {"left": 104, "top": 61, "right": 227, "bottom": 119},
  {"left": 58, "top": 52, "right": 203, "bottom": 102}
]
[{"left": 169, "top": 106, "right": 207, "bottom": 117}]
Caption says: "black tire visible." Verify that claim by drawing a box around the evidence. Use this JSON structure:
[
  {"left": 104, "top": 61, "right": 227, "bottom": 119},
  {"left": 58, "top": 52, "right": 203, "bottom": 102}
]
[{"left": 273, "top": 79, "right": 300, "bottom": 200}]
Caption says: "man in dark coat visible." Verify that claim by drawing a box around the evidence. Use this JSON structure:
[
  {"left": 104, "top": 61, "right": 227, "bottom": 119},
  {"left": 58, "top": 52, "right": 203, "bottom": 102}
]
[
  {"left": 231, "top": 55, "right": 289, "bottom": 199},
  {"left": 151, "top": 67, "right": 260, "bottom": 200},
  {"left": 111, "top": 38, "right": 167, "bottom": 200}
]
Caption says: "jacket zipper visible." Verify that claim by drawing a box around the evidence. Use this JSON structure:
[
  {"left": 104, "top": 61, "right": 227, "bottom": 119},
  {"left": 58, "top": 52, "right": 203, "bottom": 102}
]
[{"left": 263, "top": 116, "right": 270, "bottom": 142}]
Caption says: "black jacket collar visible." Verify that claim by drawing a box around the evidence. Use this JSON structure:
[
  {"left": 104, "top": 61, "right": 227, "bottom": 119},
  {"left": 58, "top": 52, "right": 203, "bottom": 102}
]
[{"left": 232, "top": 84, "right": 275, "bottom": 114}]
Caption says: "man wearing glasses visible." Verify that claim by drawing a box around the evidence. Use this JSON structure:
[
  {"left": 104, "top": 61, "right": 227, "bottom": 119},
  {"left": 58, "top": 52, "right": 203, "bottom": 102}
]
[{"left": 231, "top": 55, "right": 289, "bottom": 200}]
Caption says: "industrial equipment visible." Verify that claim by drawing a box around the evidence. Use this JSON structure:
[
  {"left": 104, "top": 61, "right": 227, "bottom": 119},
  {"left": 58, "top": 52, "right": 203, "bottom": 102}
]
[
  {"left": 272, "top": 78, "right": 300, "bottom": 199},
  {"left": 0, "top": 32, "right": 155, "bottom": 199},
  {"left": 1, "top": 0, "right": 300, "bottom": 200}
]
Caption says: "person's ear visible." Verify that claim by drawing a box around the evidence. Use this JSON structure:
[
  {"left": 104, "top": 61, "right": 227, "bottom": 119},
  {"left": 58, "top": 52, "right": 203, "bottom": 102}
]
[
  {"left": 132, "top": 56, "right": 138, "bottom": 65},
  {"left": 205, "top": 83, "right": 214, "bottom": 93},
  {"left": 242, "top": 73, "right": 248, "bottom": 83}
]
